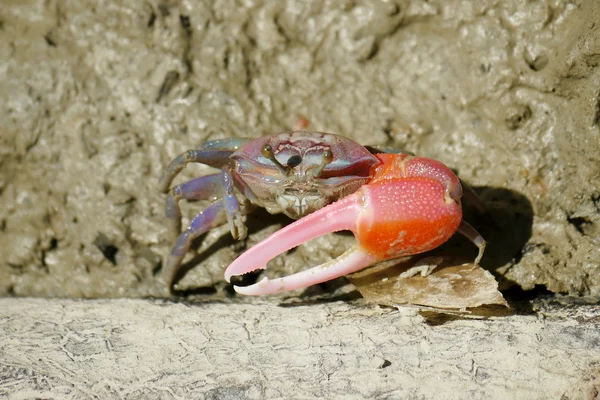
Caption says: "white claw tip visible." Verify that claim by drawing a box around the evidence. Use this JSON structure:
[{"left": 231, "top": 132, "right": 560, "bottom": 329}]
[{"left": 233, "top": 277, "right": 272, "bottom": 295}]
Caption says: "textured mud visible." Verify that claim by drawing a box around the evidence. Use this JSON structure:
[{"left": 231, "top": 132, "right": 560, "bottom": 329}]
[{"left": 0, "top": 1, "right": 599, "bottom": 298}]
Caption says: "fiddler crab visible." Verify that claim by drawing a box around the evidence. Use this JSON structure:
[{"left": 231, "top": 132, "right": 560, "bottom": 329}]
[{"left": 159, "top": 131, "right": 486, "bottom": 295}]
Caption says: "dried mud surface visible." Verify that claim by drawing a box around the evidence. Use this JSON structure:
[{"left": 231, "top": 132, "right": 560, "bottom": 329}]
[
  {"left": 1, "top": 0, "right": 599, "bottom": 298},
  {"left": 2, "top": 297, "right": 600, "bottom": 399}
]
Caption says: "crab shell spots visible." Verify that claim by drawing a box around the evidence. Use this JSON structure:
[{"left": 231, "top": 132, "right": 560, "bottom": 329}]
[
  {"left": 356, "top": 178, "right": 463, "bottom": 259},
  {"left": 372, "top": 153, "right": 462, "bottom": 201}
]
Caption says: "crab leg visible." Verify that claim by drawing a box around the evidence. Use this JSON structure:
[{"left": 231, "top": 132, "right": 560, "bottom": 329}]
[
  {"left": 225, "top": 175, "right": 468, "bottom": 295},
  {"left": 163, "top": 166, "right": 258, "bottom": 289},
  {"left": 164, "top": 174, "right": 222, "bottom": 241},
  {"left": 158, "top": 138, "right": 252, "bottom": 193},
  {"left": 221, "top": 166, "right": 252, "bottom": 241},
  {"left": 158, "top": 150, "right": 233, "bottom": 193},
  {"left": 457, "top": 220, "right": 486, "bottom": 266},
  {"left": 163, "top": 199, "right": 228, "bottom": 288}
]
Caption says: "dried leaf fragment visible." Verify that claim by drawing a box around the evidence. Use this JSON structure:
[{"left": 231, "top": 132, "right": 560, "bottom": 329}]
[{"left": 349, "top": 256, "right": 508, "bottom": 313}]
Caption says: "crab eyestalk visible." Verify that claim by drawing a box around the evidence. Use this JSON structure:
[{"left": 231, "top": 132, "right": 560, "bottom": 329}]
[
  {"left": 261, "top": 144, "right": 290, "bottom": 176},
  {"left": 311, "top": 150, "right": 334, "bottom": 178}
]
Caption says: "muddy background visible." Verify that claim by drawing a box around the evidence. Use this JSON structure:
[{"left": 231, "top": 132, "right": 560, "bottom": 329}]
[{"left": 1, "top": 0, "right": 599, "bottom": 299}]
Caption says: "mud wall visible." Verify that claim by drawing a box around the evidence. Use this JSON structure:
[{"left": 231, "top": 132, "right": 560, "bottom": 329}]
[{"left": 1, "top": 0, "right": 599, "bottom": 298}]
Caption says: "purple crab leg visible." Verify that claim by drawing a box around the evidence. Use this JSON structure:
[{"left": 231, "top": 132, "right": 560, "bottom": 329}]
[
  {"left": 163, "top": 199, "right": 228, "bottom": 289},
  {"left": 221, "top": 166, "right": 251, "bottom": 240},
  {"left": 165, "top": 174, "right": 222, "bottom": 241},
  {"left": 201, "top": 137, "right": 251, "bottom": 151},
  {"left": 158, "top": 149, "right": 233, "bottom": 193},
  {"left": 158, "top": 138, "right": 251, "bottom": 194}
]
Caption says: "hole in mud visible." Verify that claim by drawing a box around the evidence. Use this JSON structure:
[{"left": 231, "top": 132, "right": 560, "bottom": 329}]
[
  {"left": 93, "top": 232, "right": 119, "bottom": 265},
  {"left": 568, "top": 216, "right": 594, "bottom": 236},
  {"left": 157, "top": 71, "right": 180, "bottom": 102},
  {"left": 152, "top": 260, "right": 162, "bottom": 277},
  {"left": 44, "top": 34, "right": 57, "bottom": 47},
  {"left": 158, "top": 4, "right": 170, "bottom": 17},
  {"left": 524, "top": 49, "right": 548, "bottom": 71},
  {"left": 147, "top": 11, "right": 157, "bottom": 28},
  {"left": 504, "top": 105, "right": 532, "bottom": 130},
  {"left": 180, "top": 15, "right": 192, "bottom": 37}
]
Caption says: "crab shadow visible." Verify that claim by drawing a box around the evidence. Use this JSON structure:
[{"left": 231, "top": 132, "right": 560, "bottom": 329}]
[
  {"left": 170, "top": 186, "right": 535, "bottom": 307},
  {"left": 438, "top": 185, "right": 534, "bottom": 274},
  {"left": 406, "top": 185, "right": 535, "bottom": 313}
]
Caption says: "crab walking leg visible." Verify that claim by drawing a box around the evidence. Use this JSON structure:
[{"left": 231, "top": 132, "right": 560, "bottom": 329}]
[
  {"left": 226, "top": 177, "right": 465, "bottom": 295},
  {"left": 158, "top": 149, "right": 234, "bottom": 193},
  {"left": 163, "top": 200, "right": 228, "bottom": 289},
  {"left": 158, "top": 138, "right": 253, "bottom": 193},
  {"left": 457, "top": 220, "right": 487, "bottom": 266},
  {"left": 164, "top": 174, "right": 222, "bottom": 241},
  {"left": 221, "top": 167, "right": 248, "bottom": 240},
  {"left": 459, "top": 179, "right": 487, "bottom": 215}
]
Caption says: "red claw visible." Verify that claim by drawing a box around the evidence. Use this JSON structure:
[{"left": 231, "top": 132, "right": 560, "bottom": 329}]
[{"left": 225, "top": 153, "right": 486, "bottom": 295}]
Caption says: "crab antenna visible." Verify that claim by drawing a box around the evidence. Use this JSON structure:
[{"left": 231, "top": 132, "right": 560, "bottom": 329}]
[
  {"left": 311, "top": 150, "right": 334, "bottom": 178},
  {"left": 261, "top": 144, "right": 290, "bottom": 175}
]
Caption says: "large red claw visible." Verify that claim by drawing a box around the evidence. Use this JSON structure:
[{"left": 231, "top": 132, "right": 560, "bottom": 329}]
[
  {"left": 225, "top": 154, "right": 471, "bottom": 295},
  {"left": 224, "top": 194, "right": 378, "bottom": 295}
]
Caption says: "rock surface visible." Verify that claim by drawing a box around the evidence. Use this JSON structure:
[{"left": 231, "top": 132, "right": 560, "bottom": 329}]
[
  {"left": 0, "top": 1, "right": 599, "bottom": 298},
  {"left": 1, "top": 297, "right": 599, "bottom": 399}
]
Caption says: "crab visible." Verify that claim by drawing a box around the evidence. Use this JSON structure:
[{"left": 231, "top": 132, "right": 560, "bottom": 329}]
[
  {"left": 159, "top": 131, "right": 486, "bottom": 294},
  {"left": 158, "top": 131, "right": 381, "bottom": 289}
]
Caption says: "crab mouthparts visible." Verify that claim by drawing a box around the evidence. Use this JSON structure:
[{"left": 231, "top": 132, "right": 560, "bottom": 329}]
[{"left": 276, "top": 192, "right": 324, "bottom": 218}]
